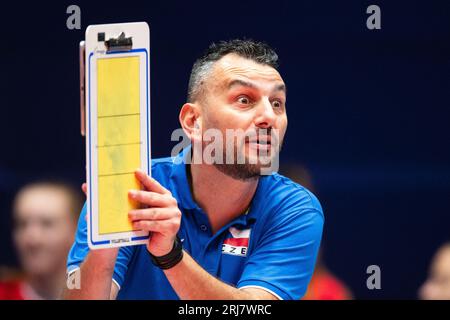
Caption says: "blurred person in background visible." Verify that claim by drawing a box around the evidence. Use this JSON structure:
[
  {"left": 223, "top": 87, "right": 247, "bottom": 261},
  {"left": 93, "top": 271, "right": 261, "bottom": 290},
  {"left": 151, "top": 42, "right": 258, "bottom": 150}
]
[
  {"left": 419, "top": 242, "right": 450, "bottom": 300},
  {"left": 302, "top": 250, "right": 353, "bottom": 300},
  {"left": 281, "top": 164, "right": 353, "bottom": 300},
  {"left": 0, "top": 180, "right": 82, "bottom": 299}
]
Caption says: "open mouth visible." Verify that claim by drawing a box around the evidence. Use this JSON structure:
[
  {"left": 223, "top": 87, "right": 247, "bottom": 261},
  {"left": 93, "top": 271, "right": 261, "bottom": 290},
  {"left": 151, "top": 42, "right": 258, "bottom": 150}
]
[
  {"left": 255, "top": 139, "right": 271, "bottom": 145},
  {"left": 246, "top": 136, "right": 272, "bottom": 150}
]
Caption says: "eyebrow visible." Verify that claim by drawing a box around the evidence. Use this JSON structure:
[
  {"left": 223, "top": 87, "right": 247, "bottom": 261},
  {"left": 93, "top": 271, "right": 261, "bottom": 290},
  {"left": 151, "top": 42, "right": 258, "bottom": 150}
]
[
  {"left": 228, "top": 79, "right": 256, "bottom": 90},
  {"left": 227, "top": 79, "right": 287, "bottom": 94}
]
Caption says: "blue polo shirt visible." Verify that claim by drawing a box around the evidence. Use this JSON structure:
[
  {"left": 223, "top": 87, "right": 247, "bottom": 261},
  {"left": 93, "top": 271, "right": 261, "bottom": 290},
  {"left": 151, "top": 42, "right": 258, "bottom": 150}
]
[{"left": 67, "top": 148, "right": 324, "bottom": 300}]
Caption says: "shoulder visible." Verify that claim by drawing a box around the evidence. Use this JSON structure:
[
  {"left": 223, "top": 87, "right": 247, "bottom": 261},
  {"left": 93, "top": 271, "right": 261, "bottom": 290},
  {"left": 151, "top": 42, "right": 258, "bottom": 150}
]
[
  {"left": 249, "top": 173, "right": 325, "bottom": 258},
  {"left": 263, "top": 173, "right": 323, "bottom": 216},
  {"left": 257, "top": 173, "right": 324, "bottom": 222},
  {"left": 150, "top": 156, "right": 176, "bottom": 182},
  {"left": 151, "top": 156, "right": 175, "bottom": 169}
]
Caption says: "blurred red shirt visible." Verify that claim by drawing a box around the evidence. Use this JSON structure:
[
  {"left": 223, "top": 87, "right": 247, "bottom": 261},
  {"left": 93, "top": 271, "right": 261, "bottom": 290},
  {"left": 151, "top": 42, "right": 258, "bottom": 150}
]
[
  {"left": 303, "top": 269, "right": 352, "bottom": 300},
  {"left": 0, "top": 280, "right": 26, "bottom": 300}
]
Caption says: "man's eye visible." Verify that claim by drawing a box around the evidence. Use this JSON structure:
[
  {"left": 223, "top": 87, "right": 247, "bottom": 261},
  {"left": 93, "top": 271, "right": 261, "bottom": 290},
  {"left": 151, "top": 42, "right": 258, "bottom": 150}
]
[
  {"left": 41, "top": 218, "right": 55, "bottom": 229},
  {"left": 237, "top": 96, "right": 251, "bottom": 105},
  {"left": 272, "top": 100, "right": 282, "bottom": 108}
]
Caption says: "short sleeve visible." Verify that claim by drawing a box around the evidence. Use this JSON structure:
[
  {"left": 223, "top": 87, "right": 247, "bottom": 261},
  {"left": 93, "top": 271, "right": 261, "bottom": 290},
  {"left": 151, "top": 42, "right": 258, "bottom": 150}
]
[
  {"left": 237, "top": 207, "right": 324, "bottom": 300},
  {"left": 66, "top": 202, "right": 135, "bottom": 289}
]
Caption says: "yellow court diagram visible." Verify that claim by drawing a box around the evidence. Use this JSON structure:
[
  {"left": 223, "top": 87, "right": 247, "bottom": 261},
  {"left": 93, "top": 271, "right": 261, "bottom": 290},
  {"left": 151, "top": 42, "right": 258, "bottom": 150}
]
[{"left": 97, "top": 56, "right": 141, "bottom": 234}]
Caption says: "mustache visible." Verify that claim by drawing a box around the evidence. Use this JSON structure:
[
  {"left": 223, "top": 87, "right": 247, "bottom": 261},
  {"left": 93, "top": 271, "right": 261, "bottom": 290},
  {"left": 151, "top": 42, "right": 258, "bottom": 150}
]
[
  {"left": 199, "top": 127, "right": 283, "bottom": 149},
  {"left": 243, "top": 127, "right": 281, "bottom": 147}
]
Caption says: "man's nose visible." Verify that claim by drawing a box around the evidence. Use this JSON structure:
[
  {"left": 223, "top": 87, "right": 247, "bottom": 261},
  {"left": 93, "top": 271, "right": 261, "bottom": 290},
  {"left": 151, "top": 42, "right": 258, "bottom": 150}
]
[{"left": 254, "top": 98, "right": 276, "bottom": 128}]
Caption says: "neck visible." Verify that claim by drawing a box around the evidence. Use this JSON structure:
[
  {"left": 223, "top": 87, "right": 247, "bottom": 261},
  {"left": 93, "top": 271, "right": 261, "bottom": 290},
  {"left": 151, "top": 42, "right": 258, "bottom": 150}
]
[
  {"left": 25, "top": 266, "right": 66, "bottom": 300},
  {"left": 189, "top": 163, "right": 258, "bottom": 234}
]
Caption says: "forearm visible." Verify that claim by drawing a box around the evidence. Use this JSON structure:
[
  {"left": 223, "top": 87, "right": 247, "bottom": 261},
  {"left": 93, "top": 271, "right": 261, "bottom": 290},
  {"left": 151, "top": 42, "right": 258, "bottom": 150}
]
[
  {"left": 62, "top": 249, "right": 118, "bottom": 300},
  {"left": 163, "top": 251, "right": 274, "bottom": 300}
]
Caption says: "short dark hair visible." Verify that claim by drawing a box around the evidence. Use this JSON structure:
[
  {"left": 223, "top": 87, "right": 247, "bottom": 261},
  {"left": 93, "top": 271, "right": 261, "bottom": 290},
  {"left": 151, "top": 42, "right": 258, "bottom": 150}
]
[{"left": 187, "top": 39, "right": 279, "bottom": 102}]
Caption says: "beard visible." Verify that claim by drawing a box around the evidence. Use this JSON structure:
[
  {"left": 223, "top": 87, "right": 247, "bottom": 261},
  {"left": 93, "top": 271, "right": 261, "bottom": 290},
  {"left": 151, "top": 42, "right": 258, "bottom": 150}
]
[
  {"left": 213, "top": 162, "right": 262, "bottom": 181},
  {"left": 203, "top": 131, "right": 283, "bottom": 181}
]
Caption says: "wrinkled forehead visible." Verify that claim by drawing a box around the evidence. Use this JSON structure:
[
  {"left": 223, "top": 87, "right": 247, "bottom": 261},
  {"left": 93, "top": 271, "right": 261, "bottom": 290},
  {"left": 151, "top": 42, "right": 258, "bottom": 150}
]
[{"left": 209, "top": 53, "right": 285, "bottom": 90}]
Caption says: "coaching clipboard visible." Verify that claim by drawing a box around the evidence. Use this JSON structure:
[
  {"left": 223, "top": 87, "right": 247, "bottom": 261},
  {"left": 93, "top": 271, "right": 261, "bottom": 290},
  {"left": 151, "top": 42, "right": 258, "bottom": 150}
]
[{"left": 81, "top": 22, "right": 151, "bottom": 249}]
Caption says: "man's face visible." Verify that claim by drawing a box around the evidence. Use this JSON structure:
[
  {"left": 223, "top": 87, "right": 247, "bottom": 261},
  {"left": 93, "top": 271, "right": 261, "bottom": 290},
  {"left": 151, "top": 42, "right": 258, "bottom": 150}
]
[
  {"left": 419, "top": 245, "right": 450, "bottom": 300},
  {"left": 198, "top": 53, "right": 288, "bottom": 180},
  {"left": 13, "top": 186, "right": 76, "bottom": 277}
]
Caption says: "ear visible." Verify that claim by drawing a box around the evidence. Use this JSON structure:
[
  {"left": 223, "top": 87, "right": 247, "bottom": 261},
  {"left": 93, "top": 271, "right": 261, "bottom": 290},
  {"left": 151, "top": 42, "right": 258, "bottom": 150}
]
[{"left": 179, "top": 102, "right": 202, "bottom": 142}]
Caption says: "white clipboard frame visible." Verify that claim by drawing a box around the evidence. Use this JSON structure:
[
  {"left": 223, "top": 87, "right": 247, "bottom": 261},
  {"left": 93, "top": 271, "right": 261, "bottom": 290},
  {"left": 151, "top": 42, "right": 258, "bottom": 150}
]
[{"left": 85, "top": 22, "right": 151, "bottom": 249}]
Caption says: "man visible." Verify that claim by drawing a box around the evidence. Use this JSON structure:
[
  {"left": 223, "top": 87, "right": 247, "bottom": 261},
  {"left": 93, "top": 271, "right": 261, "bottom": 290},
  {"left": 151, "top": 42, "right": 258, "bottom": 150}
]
[
  {"left": 419, "top": 242, "right": 450, "bottom": 300},
  {"left": 64, "top": 39, "right": 324, "bottom": 300},
  {"left": 0, "top": 181, "right": 82, "bottom": 299}
]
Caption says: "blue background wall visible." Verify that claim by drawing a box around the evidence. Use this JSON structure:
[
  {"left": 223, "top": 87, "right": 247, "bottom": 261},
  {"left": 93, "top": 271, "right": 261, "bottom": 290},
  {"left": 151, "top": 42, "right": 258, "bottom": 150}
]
[{"left": 1, "top": 0, "right": 449, "bottom": 299}]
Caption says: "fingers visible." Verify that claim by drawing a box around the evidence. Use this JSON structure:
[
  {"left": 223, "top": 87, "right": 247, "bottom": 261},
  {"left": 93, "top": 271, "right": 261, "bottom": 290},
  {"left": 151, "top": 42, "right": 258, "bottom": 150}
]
[
  {"left": 128, "top": 171, "right": 181, "bottom": 240},
  {"left": 128, "top": 190, "right": 176, "bottom": 207},
  {"left": 135, "top": 169, "right": 169, "bottom": 195},
  {"left": 131, "top": 219, "right": 180, "bottom": 235},
  {"left": 129, "top": 207, "right": 180, "bottom": 221}
]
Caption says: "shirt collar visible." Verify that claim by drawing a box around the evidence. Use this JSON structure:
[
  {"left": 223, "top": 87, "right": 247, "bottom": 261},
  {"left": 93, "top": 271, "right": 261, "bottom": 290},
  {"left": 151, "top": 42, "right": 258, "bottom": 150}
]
[
  {"left": 169, "top": 144, "right": 259, "bottom": 224},
  {"left": 170, "top": 145, "right": 198, "bottom": 210}
]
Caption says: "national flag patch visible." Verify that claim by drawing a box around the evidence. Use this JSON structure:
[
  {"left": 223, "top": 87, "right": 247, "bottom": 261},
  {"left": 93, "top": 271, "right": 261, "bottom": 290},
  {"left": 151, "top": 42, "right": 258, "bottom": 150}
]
[{"left": 222, "top": 227, "right": 251, "bottom": 257}]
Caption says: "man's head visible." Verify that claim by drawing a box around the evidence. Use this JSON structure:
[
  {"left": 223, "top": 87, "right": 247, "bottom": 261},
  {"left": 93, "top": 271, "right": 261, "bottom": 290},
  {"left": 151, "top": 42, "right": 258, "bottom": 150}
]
[
  {"left": 419, "top": 243, "right": 450, "bottom": 300},
  {"left": 180, "top": 39, "right": 288, "bottom": 180},
  {"left": 12, "top": 180, "right": 82, "bottom": 278}
]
